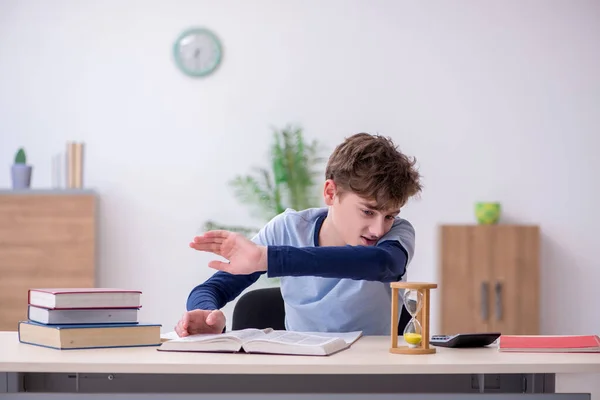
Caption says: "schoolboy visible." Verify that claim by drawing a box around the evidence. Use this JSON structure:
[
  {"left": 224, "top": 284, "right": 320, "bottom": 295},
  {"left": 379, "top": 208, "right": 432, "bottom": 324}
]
[{"left": 175, "top": 132, "right": 422, "bottom": 336}]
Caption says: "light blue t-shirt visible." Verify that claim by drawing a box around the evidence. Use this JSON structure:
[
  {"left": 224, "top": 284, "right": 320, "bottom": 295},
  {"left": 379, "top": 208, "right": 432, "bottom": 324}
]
[{"left": 251, "top": 207, "right": 415, "bottom": 335}]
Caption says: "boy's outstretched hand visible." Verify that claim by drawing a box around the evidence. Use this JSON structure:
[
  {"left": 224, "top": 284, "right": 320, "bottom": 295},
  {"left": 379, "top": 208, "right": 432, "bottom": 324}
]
[{"left": 190, "top": 230, "right": 267, "bottom": 274}]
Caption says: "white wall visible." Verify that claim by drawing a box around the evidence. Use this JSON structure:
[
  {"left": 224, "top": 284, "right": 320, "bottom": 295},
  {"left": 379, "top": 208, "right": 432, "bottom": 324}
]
[{"left": 1, "top": 0, "right": 599, "bottom": 341}]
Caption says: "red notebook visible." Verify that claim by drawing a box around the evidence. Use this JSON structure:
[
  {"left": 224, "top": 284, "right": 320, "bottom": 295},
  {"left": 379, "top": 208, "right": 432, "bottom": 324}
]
[
  {"left": 499, "top": 335, "right": 600, "bottom": 353},
  {"left": 28, "top": 288, "right": 142, "bottom": 310}
]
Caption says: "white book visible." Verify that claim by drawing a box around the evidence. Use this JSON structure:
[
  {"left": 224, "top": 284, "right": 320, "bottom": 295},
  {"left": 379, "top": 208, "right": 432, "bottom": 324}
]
[
  {"left": 158, "top": 328, "right": 363, "bottom": 356},
  {"left": 28, "top": 305, "right": 139, "bottom": 325},
  {"left": 28, "top": 288, "right": 142, "bottom": 309}
]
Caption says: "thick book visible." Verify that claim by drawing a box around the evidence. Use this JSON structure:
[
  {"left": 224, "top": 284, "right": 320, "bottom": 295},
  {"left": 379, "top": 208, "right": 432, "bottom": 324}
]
[
  {"left": 28, "top": 305, "right": 139, "bottom": 325},
  {"left": 18, "top": 321, "right": 161, "bottom": 350},
  {"left": 158, "top": 328, "right": 363, "bottom": 356},
  {"left": 499, "top": 335, "right": 600, "bottom": 353},
  {"left": 28, "top": 288, "right": 142, "bottom": 309}
]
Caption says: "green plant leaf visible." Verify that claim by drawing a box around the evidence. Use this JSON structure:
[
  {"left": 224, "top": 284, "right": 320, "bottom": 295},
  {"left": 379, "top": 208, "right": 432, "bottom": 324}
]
[
  {"left": 14, "top": 148, "right": 26, "bottom": 164},
  {"left": 202, "top": 220, "right": 259, "bottom": 238},
  {"left": 270, "top": 124, "right": 324, "bottom": 211},
  {"left": 229, "top": 170, "right": 279, "bottom": 221},
  {"left": 205, "top": 123, "right": 326, "bottom": 255},
  {"left": 271, "top": 131, "right": 286, "bottom": 185}
]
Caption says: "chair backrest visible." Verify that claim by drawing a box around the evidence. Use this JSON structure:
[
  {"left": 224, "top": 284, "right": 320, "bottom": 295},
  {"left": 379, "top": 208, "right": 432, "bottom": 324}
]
[
  {"left": 232, "top": 287, "right": 286, "bottom": 331},
  {"left": 232, "top": 287, "right": 412, "bottom": 332}
]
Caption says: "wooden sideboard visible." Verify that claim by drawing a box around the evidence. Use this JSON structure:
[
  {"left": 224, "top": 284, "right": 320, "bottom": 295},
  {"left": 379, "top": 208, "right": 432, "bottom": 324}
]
[
  {"left": 438, "top": 224, "right": 540, "bottom": 335},
  {"left": 0, "top": 190, "right": 96, "bottom": 331}
]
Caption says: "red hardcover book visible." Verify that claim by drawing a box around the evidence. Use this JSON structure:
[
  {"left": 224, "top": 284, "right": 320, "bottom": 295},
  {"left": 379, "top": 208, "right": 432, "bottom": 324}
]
[
  {"left": 28, "top": 288, "right": 142, "bottom": 310},
  {"left": 499, "top": 335, "right": 600, "bottom": 353}
]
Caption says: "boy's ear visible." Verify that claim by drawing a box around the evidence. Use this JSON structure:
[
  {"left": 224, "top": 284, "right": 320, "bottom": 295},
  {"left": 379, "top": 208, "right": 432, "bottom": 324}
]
[{"left": 323, "top": 179, "right": 337, "bottom": 206}]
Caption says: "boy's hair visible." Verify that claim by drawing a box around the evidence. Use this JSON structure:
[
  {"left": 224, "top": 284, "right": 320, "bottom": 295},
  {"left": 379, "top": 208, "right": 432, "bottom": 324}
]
[{"left": 325, "top": 133, "right": 422, "bottom": 210}]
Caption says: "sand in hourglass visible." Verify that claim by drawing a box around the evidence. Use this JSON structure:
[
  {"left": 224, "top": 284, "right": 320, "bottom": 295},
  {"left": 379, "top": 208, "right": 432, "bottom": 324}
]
[{"left": 403, "top": 289, "right": 423, "bottom": 347}]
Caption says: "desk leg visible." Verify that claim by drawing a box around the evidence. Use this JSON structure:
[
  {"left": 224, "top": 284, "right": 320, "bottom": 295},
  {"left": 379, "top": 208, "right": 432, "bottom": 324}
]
[
  {"left": 522, "top": 374, "right": 555, "bottom": 394},
  {"left": 477, "top": 374, "right": 485, "bottom": 393},
  {"left": 469, "top": 373, "right": 552, "bottom": 393}
]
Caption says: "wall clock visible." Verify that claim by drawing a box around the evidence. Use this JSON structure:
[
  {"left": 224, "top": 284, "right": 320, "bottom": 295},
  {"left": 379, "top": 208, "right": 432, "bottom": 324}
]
[{"left": 173, "top": 27, "right": 222, "bottom": 77}]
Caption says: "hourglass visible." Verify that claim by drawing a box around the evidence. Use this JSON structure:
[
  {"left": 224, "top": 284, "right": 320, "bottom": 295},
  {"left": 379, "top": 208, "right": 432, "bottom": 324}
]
[{"left": 389, "top": 282, "right": 437, "bottom": 355}]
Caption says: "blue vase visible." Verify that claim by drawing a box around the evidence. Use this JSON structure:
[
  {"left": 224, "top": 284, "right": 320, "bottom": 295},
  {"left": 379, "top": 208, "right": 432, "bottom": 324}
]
[{"left": 11, "top": 164, "right": 32, "bottom": 189}]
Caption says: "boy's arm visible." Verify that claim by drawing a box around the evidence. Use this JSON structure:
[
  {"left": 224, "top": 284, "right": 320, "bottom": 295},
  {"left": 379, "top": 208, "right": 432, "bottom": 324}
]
[
  {"left": 186, "top": 271, "right": 263, "bottom": 311},
  {"left": 186, "top": 217, "right": 279, "bottom": 311},
  {"left": 267, "top": 242, "right": 406, "bottom": 282},
  {"left": 267, "top": 219, "right": 414, "bottom": 283}
]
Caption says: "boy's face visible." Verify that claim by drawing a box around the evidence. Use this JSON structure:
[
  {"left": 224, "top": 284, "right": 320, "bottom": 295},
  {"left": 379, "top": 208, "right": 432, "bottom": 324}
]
[{"left": 323, "top": 180, "right": 400, "bottom": 246}]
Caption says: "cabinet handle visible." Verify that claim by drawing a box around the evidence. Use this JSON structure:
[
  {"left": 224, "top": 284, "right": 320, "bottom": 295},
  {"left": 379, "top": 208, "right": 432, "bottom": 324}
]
[
  {"left": 495, "top": 281, "right": 503, "bottom": 320},
  {"left": 481, "top": 282, "right": 489, "bottom": 321}
]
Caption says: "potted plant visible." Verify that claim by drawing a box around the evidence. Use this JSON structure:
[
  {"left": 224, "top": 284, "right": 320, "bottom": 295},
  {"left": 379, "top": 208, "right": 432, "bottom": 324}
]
[
  {"left": 11, "top": 147, "right": 32, "bottom": 189},
  {"left": 203, "top": 125, "right": 326, "bottom": 284},
  {"left": 204, "top": 124, "right": 326, "bottom": 235}
]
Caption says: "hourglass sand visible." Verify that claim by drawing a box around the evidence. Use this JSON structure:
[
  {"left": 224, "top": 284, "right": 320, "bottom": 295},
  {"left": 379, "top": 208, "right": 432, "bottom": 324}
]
[{"left": 389, "top": 282, "right": 437, "bottom": 354}]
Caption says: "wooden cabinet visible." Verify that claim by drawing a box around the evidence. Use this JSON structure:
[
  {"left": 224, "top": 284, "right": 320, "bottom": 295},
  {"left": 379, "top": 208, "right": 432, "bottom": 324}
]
[
  {"left": 0, "top": 190, "right": 96, "bottom": 331},
  {"left": 439, "top": 224, "right": 540, "bottom": 335}
]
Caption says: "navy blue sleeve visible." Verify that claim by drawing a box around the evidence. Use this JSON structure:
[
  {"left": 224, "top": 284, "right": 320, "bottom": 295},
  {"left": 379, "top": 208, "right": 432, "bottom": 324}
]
[
  {"left": 266, "top": 240, "right": 408, "bottom": 282},
  {"left": 186, "top": 270, "right": 264, "bottom": 311}
]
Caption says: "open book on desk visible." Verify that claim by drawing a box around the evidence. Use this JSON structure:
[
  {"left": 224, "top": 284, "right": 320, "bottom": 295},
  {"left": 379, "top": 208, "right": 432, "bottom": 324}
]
[{"left": 158, "top": 328, "right": 362, "bottom": 356}]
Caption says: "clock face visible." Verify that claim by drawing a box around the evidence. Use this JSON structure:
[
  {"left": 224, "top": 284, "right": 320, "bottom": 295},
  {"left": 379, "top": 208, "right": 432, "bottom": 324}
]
[{"left": 173, "top": 28, "right": 222, "bottom": 77}]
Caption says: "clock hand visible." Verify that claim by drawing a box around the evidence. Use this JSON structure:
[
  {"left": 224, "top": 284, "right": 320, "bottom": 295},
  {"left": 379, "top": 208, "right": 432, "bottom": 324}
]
[{"left": 194, "top": 48, "right": 202, "bottom": 70}]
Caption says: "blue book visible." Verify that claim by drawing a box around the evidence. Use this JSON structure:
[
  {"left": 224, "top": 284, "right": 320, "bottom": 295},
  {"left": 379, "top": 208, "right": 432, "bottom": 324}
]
[{"left": 18, "top": 320, "right": 162, "bottom": 350}]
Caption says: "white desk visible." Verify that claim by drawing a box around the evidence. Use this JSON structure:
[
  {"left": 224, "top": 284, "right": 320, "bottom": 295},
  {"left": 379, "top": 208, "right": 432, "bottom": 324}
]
[{"left": 1, "top": 332, "right": 599, "bottom": 399}]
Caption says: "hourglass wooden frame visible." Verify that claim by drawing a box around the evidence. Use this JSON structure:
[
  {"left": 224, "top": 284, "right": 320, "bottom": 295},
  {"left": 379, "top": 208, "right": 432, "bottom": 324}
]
[{"left": 390, "top": 282, "right": 438, "bottom": 355}]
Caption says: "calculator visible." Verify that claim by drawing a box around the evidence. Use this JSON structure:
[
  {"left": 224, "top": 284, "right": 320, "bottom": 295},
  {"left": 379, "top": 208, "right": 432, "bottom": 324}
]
[{"left": 430, "top": 333, "right": 501, "bottom": 348}]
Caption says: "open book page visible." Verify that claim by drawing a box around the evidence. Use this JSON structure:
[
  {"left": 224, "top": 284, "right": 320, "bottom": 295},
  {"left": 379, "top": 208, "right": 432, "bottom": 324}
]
[
  {"left": 160, "top": 331, "right": 180, "bottom": 341},
  {"left": 241, "top": 331, "right": 353, "bottom": 356},
  {"left": 158, "top": 328, "right": 272, "bottom": 352},
  {"left": 295, "top": 331, "right": 363, "bottom": 345},
  {"left": 160, "top": 328, "right": 273, "bottom": 342},
  {"left": 206, "top": 327, "right": 273, "bottom": 342}
]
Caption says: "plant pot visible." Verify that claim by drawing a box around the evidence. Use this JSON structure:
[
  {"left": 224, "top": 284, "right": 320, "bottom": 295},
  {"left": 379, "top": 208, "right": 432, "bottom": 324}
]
[
  {"left": 475, "top": 202, "right": 501, "bottom": 225},
  {"left": 11, "top": 164, "right": 32, "bottom": 189}
]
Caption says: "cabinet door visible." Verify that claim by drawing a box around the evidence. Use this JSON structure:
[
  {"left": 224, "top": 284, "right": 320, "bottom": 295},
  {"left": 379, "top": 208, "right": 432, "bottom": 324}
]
[
  {"left": 0, "top": 194, "right": 96, "bottom": 331},
  {"left": 439, "top": 225, "right": 493, "bottom": 334},
  {"left": 490, "top": 225, "right": 540, "bottom": 335}
]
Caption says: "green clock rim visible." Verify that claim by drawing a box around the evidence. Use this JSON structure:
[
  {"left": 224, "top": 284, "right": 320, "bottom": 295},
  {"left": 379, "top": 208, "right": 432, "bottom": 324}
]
[{"left": 173, "top": 27, "right": 223, "bottom": 77}]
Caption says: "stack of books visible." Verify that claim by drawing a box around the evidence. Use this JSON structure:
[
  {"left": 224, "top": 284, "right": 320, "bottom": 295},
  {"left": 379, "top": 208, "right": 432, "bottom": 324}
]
[{"left": 18, "top": 288, "right": 162, "bottom": 350}]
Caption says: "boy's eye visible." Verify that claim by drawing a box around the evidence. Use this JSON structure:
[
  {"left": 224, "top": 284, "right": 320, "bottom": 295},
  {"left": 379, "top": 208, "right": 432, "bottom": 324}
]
[{"left": 362, "top": 209, "right": 374, "bottom": 216}]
